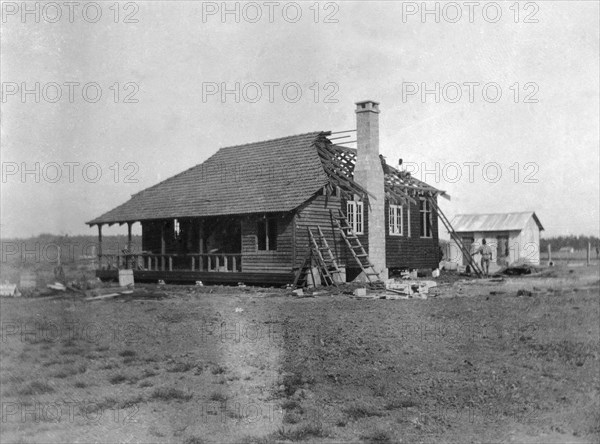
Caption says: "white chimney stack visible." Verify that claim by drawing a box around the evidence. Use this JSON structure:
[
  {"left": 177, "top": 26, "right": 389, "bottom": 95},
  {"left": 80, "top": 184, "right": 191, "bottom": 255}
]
[{"left": 353, "top": 100, "right": 388, "bottom": 280}]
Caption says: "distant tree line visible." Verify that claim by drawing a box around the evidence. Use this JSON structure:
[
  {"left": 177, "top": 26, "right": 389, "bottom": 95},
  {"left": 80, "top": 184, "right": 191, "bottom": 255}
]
[
  {"left": 1, "top": 233, "right": 142, "bottom": 265},
  {"left": 540, "top": 235, "right": 600, "bottom": 251}
]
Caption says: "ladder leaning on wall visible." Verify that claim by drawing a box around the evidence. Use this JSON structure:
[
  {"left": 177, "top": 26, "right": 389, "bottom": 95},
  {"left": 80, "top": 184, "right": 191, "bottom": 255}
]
[
  {"left": 330, "top": 209, "right": 381, "bottom": 283},
  {"left": 426, "top": 194, "right": 483, "bottom": 277},
  {"left": 293, "top": 227, "right": 343, "bottom": 287}
]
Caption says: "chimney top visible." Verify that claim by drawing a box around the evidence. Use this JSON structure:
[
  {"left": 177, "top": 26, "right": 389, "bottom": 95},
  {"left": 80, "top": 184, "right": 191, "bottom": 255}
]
[{"left": 355, "top": 100, "right": 380, "bottom": 113}]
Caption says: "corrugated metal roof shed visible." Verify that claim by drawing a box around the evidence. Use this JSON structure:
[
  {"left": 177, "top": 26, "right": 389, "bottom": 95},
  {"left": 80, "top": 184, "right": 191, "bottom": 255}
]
[{"left": 451, "top": 212, "right": 544, "bottom": 232}]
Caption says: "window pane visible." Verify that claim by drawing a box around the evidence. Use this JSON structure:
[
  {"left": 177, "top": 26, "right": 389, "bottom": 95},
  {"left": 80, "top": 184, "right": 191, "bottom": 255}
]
[
  {"left": 398, "top": 207, "right": 403, "bottom": 234},
  {"left": 357, "top": 202, "right": 363, "bottom": 233}
]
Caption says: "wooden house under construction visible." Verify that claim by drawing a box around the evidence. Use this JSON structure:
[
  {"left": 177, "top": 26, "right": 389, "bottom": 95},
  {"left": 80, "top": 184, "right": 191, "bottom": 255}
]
[{"left": 87, "top": 100, "right": 450, "bottom": 285}]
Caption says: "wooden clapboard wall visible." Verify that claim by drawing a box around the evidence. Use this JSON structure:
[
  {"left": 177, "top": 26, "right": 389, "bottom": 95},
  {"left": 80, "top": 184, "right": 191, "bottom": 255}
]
[
  {"left": 385, "top": 197, "right": 441, "bottom": 270},
  {"left": 294, "top": 193, "right": 347, "bottom": 270},
  {"left": 241, "top": 213, "right": 295, "bottom": 273}
]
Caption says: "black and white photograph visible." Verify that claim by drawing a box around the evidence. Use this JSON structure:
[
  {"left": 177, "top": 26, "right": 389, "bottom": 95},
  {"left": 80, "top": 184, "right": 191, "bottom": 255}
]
[{"left": 1, "top": 1, "right": 599, "bottom": 443}]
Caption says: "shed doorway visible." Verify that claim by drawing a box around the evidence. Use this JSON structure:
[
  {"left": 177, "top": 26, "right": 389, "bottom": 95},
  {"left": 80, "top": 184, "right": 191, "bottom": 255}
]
[
  {"left": 462, "top": 237, "right": 474, "bottom": 266},
  {"left": 497, "top": 235, "right": 509, "bottom": 265}
]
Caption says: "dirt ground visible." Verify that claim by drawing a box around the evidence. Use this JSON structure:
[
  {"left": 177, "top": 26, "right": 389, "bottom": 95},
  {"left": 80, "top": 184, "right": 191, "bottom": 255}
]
[{"left": 1, "top": 265, "right": 598, "bottom": 443}]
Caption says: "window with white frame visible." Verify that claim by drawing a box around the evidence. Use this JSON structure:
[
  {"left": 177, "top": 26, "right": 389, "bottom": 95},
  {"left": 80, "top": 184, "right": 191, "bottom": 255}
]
[
  {"left": 389, "top": 204, "right": 403, "bottom": 235},
  {"left": 347, "top": 200, "right": 363, "bottom": 234},
  {"left": 419, "top": 198, "right": 432, "bottom": 238},
  {"left": 173, "top": 219, "right": 181, "bottom": 240}
]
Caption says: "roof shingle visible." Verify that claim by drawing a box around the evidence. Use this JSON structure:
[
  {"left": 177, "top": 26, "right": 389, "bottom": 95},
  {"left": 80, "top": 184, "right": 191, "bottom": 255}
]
[{"left": 87, "top": 132, "right": 329, "bottom": 224}]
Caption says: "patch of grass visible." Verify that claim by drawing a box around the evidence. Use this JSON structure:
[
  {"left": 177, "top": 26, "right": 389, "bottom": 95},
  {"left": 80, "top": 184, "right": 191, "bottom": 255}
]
[
  {"left": 1, "top": 374, "right": 24, "bottom": 385},
  {"left": 86, "top": 398, "right": 117, "bottom": 415},
  {"left": 283, "top": 411, "right": 301, "bottom": 424},
  {"left": 360, "top": 430, "right": 393, "bottom": 443},
  {"left": 149, "top": 425, "right": 165, "bottom": 438},
  {"left": 142, "top": 369, "right": 157, "bottom": 378},
  {"left": 119, "top": 394, "right": 145, "bottom": 408},
  {"left": 74, "top": 381, "right": 87, "bottom": 388},
  {"left": 529, "top": 340, "right": 597, "bottom": 365},
  {"left": 385, "top": 399, "right": 418, "bottom": 410},
  {"left": 52, "top": 364, "right": 87, "bottom": 379},
  {"left": 60, "top": 347, "right": 85, "bottom": 356},
  {"left": 183, "top": 437, "right": 205, "bottom": 444},
  {"left": 108, "top": 374, "right": 137, "bottom": 385},
  {"left": 282, "top": 373, "right": 305, "bottom": 397},
  {"left": 158, "top": 311, "right": 187, "bottom": 323},
  {"left": 281, "top": 399, "right": 301, "bottom": 411},
  {"left": 16, "top": 352, "right": 30, "bottom": 362},
  {"left": 226, "top": 408, "right": 244, "bottom": 420},
  {"left": 24, "top": 336, "right": 54, "bottom": 345},
  {"left": 85, "top": 352, "right": 102, "bottom": 360},
  {"left": 209, "top": 392, "right": 227, "bottom": 402},
  {"left": 82, "top": 395, "right": 145, "bottom": 415},
  {"left": 275, "top": 422, "right": 328, "bottom": 441},
  {"left": 17, "top": 381, "right": 55, "bottom": 395},
  {"left": 139, "top": 380, "right": 153, "bottom": 388},
  {"left": 342, "top": 403, "right": 383, "bottom": 420},
  {"left": 150, "top": 387, "right": 193, "bottom": 402},
  {"left": 100, "top": 362, "right": 117, "bottom": 370},
  {"left": 62, "top": 339, "right": 78, "bottom": 348},
  {"left": 119, "top": 350, "right": 137, "bottom": 358},
  {"left": 168, "top": 362, "right": 194, "bottom": 373},
  {"left": 52, "top": 369, "right": 73, "bottom": 379},
  {"left": 211, "top": 364, "right": 227, "bottom": 375},
  {"left": 238, "top": 436, "right": 275, "bottom": 444}
]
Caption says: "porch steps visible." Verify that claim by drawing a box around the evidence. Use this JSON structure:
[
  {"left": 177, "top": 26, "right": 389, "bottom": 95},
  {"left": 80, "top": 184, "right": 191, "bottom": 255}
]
[{"left": 331, "top": 209, "right": 381, "bottom": 283}]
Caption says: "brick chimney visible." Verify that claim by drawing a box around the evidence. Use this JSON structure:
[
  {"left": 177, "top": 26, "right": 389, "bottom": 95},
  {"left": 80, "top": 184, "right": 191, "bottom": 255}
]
[{"left": 353, "top": 100, "right": 388, "bottom": 280}]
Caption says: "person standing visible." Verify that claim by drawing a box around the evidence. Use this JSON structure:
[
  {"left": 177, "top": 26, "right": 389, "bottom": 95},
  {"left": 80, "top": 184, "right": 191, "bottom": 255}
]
[{"left": 472, "top": 239, "right": 492, "bottom": 277}]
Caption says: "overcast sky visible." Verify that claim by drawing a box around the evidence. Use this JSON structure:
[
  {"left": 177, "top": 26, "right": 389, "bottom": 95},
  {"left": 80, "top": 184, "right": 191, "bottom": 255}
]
[{"left": 1, "top": 1, "right": 598, "bottom": 238}]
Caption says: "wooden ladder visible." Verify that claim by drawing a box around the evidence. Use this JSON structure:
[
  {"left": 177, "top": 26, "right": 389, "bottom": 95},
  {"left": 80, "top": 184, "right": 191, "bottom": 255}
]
[
  {"left": 293, "top": 227, "right": 342, "bottom": 287},
  {"left": 310, "top": 226, "right": 343, "bottom": 286},
  {"left": 292, "top": 249, "right": 316, "bottom": 288},
  {"left": 331, "top": 209, "right": 381, "bottom": 282},
  {"left": 426, "top": 194, "right": 483, "bottom": 277}
]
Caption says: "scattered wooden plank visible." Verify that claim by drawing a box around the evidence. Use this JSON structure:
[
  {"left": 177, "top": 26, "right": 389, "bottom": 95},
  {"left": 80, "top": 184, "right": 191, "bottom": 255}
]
[{"left": 85, "top": 293, "right": 120, "bottom": 301}]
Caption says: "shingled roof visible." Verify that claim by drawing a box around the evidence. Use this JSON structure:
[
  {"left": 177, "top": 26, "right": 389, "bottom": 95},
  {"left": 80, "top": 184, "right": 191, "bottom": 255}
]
[
  {"left": 87, "top": 132, "right": 331, "bottom": 225},
  {"left": 87, "top": 132, "right": 445, "bottom": 225}
]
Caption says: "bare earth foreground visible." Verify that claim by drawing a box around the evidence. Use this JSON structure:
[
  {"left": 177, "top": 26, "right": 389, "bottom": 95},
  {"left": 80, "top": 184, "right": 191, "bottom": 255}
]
[{"left": 1, "top": 266, "right": 598, "bottom": 444}]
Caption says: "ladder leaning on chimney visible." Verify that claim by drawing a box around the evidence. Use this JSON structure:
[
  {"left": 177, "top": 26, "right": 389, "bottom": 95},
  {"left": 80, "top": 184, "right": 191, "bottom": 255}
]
[
  {"left": 330, "top": 209, "right": 381, "bottom": 282},
  {"left": 425, "top": 194, "right": 483, "bottom": 277}
]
